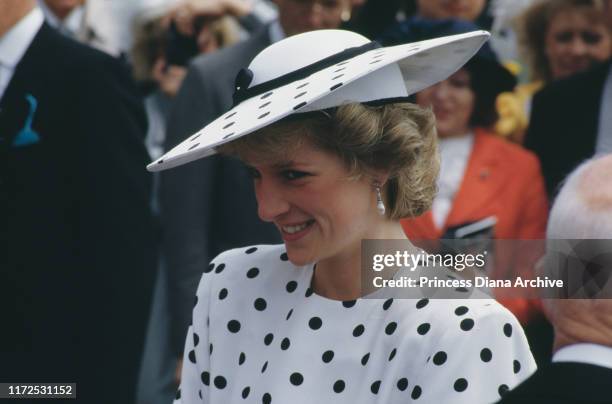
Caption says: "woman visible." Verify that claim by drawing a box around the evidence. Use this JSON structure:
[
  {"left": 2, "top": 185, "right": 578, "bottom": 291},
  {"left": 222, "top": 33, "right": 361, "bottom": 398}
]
[
  {"left": 395, "top": 20, "right": 548, "bottom": 353},
  {"left": 517, "top": 0, "right": 612, "bottom": 84},
  {"left": 150, "top": 29, "right": 536, "bottom": 403},
  {"left": 499, "top": 0, "right": 612, "bottom": 142}
]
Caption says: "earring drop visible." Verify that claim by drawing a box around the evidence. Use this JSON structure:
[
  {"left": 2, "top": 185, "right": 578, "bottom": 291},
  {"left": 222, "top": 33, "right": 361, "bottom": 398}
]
[{"left": 375, "top": 182, "right": 386, "bottom": 216}]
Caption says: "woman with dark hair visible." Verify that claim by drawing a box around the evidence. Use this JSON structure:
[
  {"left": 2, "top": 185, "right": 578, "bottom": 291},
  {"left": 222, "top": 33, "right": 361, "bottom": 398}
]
[
  {"left": 149, "top": 28, "right": 536, "bottom": 403},
  {"left": 395, "top": 19, "right": 548, "bottom": 327}
]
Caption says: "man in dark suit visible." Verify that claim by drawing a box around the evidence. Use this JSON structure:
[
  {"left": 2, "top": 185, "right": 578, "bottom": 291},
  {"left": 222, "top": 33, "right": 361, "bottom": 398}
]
[
  {"left": 0, "top": 1, "right": 157, "bottom": 403},
  {"left": 524, "top": 0, "right": 612, "bottom": 198},
  {"left": 161, "top": 0, "right": 352, "bottom": 359},
  {"left": 497, "top": 155, "right": 612, "bottom": 404}
]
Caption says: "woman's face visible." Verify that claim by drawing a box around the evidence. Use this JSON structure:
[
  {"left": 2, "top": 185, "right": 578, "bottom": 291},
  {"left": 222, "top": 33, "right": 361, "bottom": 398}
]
[
  {"left": 416, "top": 0, "right": 486, "bottom": 22},
  {"left": 545, "top": 9, "right": 612, "bottom": 80},
  {"left": 416, "top": 68, "right": 475, "bottom": 138},
  {"left": 245, "top": 140, "right": 378, "bottom": 266}
]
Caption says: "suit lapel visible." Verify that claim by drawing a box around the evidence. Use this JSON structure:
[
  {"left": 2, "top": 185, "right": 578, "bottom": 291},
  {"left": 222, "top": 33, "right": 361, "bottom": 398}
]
[
  {"left": 0, "top": 24, "right": 51, "bottom": 150},
  {"left": 444, "top": 129, "right": 507, "bottom": 229}
]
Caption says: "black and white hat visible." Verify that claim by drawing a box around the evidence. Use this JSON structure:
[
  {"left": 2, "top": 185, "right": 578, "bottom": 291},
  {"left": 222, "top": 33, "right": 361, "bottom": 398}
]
[{"left": 147, "top": 29, "right": 489, "bottom": 172}]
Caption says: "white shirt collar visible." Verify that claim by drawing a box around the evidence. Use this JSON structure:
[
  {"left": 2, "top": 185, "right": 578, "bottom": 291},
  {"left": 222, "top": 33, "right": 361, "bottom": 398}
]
[
  {"left": 268, "top": 20, "right": 286, "bottom": 44},
  {"left": 553, "top": 343, "right": 612, "bottom": 369},
  {"left": 0, "top": 7, "right": 44, "bottom": 69},
  {"left": 38, "top": 0, "right": 84, "bottom": 36}
]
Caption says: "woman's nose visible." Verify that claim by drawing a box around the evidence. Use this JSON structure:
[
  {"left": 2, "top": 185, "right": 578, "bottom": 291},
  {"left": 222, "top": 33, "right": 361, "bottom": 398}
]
[
  {"left": 568, "top": 37, "right": 588, "bottom": 56},
  {"left": 255, "top": 179, "right": 290, "bottom": 222}
]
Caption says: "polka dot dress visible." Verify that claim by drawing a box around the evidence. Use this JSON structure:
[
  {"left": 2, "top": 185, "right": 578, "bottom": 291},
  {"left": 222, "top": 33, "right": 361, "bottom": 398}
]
[{"left": 174, "top": 245, "right": 535, "bottom": 403}]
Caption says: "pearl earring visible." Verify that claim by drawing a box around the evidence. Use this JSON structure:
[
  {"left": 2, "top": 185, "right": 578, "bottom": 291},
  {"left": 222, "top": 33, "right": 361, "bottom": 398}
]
[{"left": 374, "top": 182, "right": 385, "bottom": 216}]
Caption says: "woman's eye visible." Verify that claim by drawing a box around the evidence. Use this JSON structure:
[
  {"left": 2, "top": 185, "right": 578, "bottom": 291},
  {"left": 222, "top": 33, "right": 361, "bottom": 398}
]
[
  {"left": 282, "top": 170, "right": 308, "bottom": 180},
  {"left": 554, "top": 31, "right": 574, "bottom": 43},
  {"left": 582, "top": 31, "right": 603, "bottom": 45}
]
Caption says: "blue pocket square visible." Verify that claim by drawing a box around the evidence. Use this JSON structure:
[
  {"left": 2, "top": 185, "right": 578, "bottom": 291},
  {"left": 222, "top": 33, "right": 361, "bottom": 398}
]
[{"left": 12, "top": 94, "right": 40, "bottom": 147}]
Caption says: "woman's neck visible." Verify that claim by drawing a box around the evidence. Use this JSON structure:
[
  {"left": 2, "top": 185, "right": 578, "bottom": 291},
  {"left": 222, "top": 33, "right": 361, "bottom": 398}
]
[{"left": 311, "top": 220, "right": 408, "bottom": 301}]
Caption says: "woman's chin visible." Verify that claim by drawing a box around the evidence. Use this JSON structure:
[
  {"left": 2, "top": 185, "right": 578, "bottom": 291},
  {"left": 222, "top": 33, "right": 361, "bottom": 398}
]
[{"left": 284, "top": 248, "right": 316, "bottom": 267}]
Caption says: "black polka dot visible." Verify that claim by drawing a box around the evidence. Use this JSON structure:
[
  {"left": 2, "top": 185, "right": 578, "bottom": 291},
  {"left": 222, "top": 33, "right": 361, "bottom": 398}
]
[
  {"left": 198, "top": 390, "right": 202, "bottom": 399},
  {"left": 201, "top": 371, "right": 209, "bottom": 385},
  {"left": 388, "top": 348, "right": 397, "bottom": 361},
  {"left": 454, "top": 378, "right": 468, "bottom": 392},
  {"left": 290, "top": 372, "right": 304, "bottom": 386},
  {"left": 209, "top": 343, "right": 213, "bottom": 354},
  {"left": 286, "top": 281, "right": 297, "bottom": 293},
  {"left": 504, "top": 323, "right": 513, "bottom": 337},
  {"left": 281, "top": 338, "right": 290, "bottom": 350},
  {"left": 370, "top": 380, "right": 381, "bottom": 394},
  {"left": 280, "top": 252, "right": 289, "bottom": 261},
  {"left": 417, "top": 323, "right": 430, "bottom": 335},
  {"left": 397, "top": 378, "right": 408, "bottom": 391},
  {"left": 262, "top": 392, "right": 271, "bottom": 404},
  {"left": 385, "top": 322, "right": 398, "bottom": 335},
  {"left": 257, "top": 112, "right": 270, "bottom": 119},
  {"left": 383, "top": 298, "right": 394, "bottom": 310},
  {"left": 305, "top": 287, "right": 313, "bottom": 297},
  {"left": 215, "top": 263, "right": 226, "bottom": 274},
  {"left": 188, "top": 143, "right": 199, "bottom": 151},
  {"left": 242, "top": 386, "right": 250, "bottom": 398},
  {"left": 254, "top": 298, "right": 267, "bottom": 311},
  {"left": 245, "top": 247, "right": 257, "bottom": 254},
  {"left": 261, "top": 361, "right": 268, "bottom": 373},
  {"left": 219, "top": 288, "right": 228, "bottom": 300},
  {"left": 239, "top": 352, "right": 246, "bottom": 365},
  {"left": 416, "top": 298, "right": 429, "bottom": 309},
  {"left": 361, "top": 353, "right": 370, "bottom": 365},
  {"left": 293, "top": 102, "right": 307, "bottom": 110},
  {"left": 333, "top": 380, "right": 345, "bottom": 393},
  {"left": 261, "top": 92, "right": 273, "bottom": 100},
  {"left": 322, "top": 350, "right": 334, "bottom": 363},
  {"left": 330, "top": 83, "right": 343, "bottom": 91},
  {"left": 286, "top": 309, "right": 294, "bottom": 320},
  {"left": 353, "top": 324, "right": 365, "bottom": 337},
  {"left": 456, "top": 287, "right": 469, "bottom": 293},
  {"left": 480, "top": 348, "right": 492, "bottom": 362},
  {"left": 455, "top": 306, "right": 469, "bottom": 316},
  {"left": 175, "top": 389, "right": 181, "bottom": 400},
  {"left": 227, "top": 320, "right": 241, "bottom": 333},
  {"left": 411, "top": 385, "right": 422, "bottom": 399},
  {"left": 433, "top": 351, "right": 447, "bottom": 365},
  {"left": 193, "top": 333, "right": 199, "bottom": 347},
  {"left": 342, "top": 300, "right": 356, "bottom": 308},
  {"left": 514, "top": 360, "right": 521, "bottom": 374},
  {"left": 247, "top": 267, "right": 259, "bottom": 278},
  {"left": 188, "top": 349, "right": 196, "bottom": 363},
  {"left": 309, "top": 317, "right": 322, "bottom": 330},
  {"left": 214, "top": 376, "right": 226, "bottom": 389},
  {"left": 498, "top": 384, "right": 509, "bottom": 397},
  {"left": 460, "top": 318, "right": 475, "bottom": 331},
  {"left": 193, "top": 295, "right": 199, "bottom": 307},
  {"left": 264, "top": 333, "right": 274, "bottom": 345}
]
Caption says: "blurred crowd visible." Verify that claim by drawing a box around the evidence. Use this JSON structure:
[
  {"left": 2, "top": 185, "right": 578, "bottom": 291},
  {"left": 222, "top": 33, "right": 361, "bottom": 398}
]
[{"left": 1, "top": 0, "right": 611, "bottom": 403}]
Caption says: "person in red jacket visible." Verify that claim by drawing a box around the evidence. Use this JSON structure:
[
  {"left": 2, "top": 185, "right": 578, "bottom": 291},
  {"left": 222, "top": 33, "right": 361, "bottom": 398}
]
[{"left": 393, "top": 18, "right": 550, "bottom": 364}]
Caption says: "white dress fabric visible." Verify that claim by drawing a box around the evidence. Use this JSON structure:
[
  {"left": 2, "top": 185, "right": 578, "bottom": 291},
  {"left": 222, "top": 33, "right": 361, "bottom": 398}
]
[{"left": 174, "top": 244, "right": 536, "bottom": 404}]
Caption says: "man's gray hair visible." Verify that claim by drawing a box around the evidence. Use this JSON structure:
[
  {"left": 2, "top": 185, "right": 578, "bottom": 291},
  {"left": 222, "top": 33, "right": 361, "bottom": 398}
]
[{"left": 547, "top": 154, "right": 612, "bottom": 239}]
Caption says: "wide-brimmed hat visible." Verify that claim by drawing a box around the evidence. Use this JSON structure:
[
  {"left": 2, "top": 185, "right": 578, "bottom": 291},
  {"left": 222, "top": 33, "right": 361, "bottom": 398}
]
[
  {"left": 148, "top": 29, "right": 489, "bottom": 172},
  {"left": 378, "top": 17, "right": 517, "bottom": 96}
]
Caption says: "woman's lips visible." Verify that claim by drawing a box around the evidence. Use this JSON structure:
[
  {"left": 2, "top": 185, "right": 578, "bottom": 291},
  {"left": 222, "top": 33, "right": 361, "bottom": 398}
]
[{"left": 279, "top": 220, "right": 315, "bottom": 242}]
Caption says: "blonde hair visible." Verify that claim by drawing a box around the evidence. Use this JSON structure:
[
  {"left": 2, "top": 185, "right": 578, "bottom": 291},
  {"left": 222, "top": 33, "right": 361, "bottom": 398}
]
[
  {"left": 516, "top": 0, "right": 611, "bottom": 82},
  {"left": 218, "top": 103, "right": 439, "bottom": 220}
]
